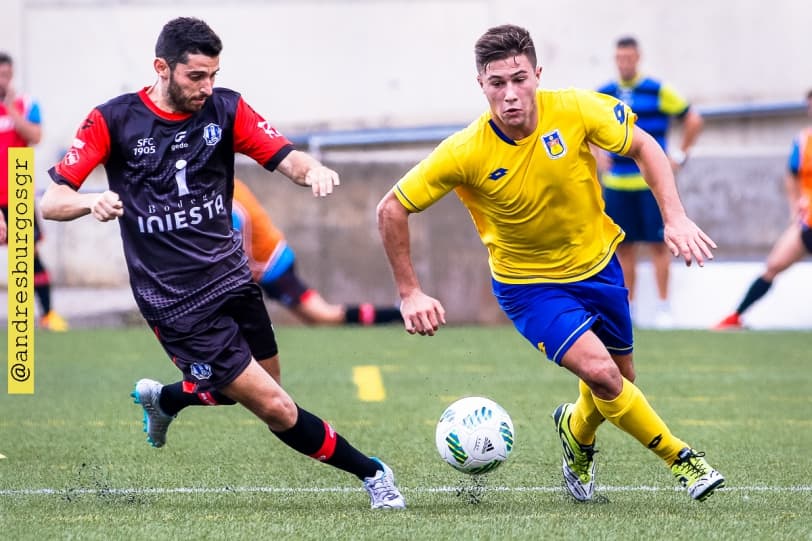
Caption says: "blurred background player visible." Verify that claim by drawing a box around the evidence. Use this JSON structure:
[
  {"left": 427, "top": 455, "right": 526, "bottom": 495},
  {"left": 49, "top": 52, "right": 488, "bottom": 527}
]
[
  {"left": 232, "top": 178, "right": 401, "bottom": 326},
  {"left": 0, "top": 51, "right": 67, "bottom": 331},
  {"left": 596, "top": 37, "right": 703, "bottom": 328},
  {"left": 714, "top": 90, "right": 812, "bottom": 330}
]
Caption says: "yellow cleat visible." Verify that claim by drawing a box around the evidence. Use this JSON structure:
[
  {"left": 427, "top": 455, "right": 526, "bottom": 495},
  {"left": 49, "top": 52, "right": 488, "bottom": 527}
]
[
  {"left": 552, "top": 403, "right": 597, "bottom": 501},
  {"left": 40, "top": 310, "right": 69, "bottom": 332},
  {"left": 671, "top": 447, "right": 726, "bottom": 501}
]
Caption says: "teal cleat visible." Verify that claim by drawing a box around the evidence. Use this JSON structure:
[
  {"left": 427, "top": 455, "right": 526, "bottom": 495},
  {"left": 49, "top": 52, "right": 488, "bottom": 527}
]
[{"left": 131, "top": 379, "right": 174, "bottom": 448}]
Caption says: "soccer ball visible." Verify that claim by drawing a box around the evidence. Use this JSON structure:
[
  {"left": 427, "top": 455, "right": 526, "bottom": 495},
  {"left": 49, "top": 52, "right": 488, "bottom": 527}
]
[{"left": 435, "top": 396, "right": 515, "bottom": 475}]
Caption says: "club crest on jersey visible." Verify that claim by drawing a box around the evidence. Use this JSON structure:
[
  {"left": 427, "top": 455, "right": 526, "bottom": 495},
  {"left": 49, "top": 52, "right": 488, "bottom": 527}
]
[
  {"left": 203, "top": 123, "right": 222, "bottom": 146},
  {"left": 191, "top": 363, "right": 213, "bottom": 381},
  {"left": 541, "top": 129, "right": 567, "bottom": 159}
]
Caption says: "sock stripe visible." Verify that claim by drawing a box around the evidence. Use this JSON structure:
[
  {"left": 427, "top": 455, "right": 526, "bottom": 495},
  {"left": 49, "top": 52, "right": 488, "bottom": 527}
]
[
  {"left": 197, "top": 391, "right": 218, "bottom": 405},
  {"left": 309, "top": 421, "right": 337, "bottom": 461},
  {"left": 359, "top": 303, "right": 375, "bottom": 325}
]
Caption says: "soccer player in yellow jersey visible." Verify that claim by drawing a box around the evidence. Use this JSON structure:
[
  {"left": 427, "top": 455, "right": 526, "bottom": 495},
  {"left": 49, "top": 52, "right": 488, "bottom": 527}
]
[{"left": 377, "top": 24, "right": 725, "bottom": 502}]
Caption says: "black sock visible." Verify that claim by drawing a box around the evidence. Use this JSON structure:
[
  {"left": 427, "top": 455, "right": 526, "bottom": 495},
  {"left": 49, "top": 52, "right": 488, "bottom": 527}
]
[
  {"left": 736, "top": 277, "right": 772, "bottom": 315},
  {"left": 34, "top": 286, "right": 51, "bottom": 314},
  {"left": 345, "top": 304, "right": 402, "bottom": 325},
  {"left": 345, "top": 306, "right": 363, "bottom": 323},
  {"left": 272, "top": 405, "right": 379, "bottom": 479},
  {"left": 158, "top": 381, "right": 236, "bottom": 416},
  {"left": 369, "top": 306, "right": 402, "bottom": 324},
  {"left": 33, "top": 255, "right": 51, "bottom": 313}
]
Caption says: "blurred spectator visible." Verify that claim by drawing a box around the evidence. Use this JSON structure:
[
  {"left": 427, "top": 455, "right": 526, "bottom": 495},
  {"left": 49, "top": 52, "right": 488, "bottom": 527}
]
[
  {"left": 596, "top": 36, "right": 703, "bottom": 328},
  {"left": 0, "top": 52, "right": 67, "bottom": 331},
  {"left": 714, "top": 90, "right": 812, "bottom": 330}
]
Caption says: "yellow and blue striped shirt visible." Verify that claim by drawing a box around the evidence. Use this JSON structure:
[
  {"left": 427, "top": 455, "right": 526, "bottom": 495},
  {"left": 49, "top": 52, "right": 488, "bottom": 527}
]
[{"left": 597, "top": 75, "right": 689, "bottom": 190}]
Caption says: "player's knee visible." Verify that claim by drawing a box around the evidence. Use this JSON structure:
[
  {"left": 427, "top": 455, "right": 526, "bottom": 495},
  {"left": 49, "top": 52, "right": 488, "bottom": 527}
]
[
  {"left": 581, "top": 358, "right": 623, "bottom": 399},
  {"left": 259, "top": 394, "right": 297, "bottom": 430}
]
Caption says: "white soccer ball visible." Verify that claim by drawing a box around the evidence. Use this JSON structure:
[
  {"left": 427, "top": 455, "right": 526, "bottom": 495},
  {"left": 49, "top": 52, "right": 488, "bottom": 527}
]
[{"left": 435, "top": 396, "right": 515, "bottom": 475}]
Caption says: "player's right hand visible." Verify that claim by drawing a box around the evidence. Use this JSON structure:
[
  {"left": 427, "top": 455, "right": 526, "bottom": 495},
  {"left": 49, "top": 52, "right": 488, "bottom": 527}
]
[
  {"left": 90, "top": 190, "right": 124, "bottom": 221},
  {"left": 304, "top": 164, "right": 340, "bottom": 197},
  {"left": 399, "top": 290, "right": 446, "bottom": 336}
]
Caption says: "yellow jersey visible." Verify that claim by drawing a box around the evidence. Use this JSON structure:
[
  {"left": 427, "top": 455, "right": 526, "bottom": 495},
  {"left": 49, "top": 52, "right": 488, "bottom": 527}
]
[{"left": 394, "top": 88, "right": 636, "bottom": 284}]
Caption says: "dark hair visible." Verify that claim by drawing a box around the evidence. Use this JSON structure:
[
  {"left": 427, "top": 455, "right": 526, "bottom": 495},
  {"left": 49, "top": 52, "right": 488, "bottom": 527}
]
[
  {"left": 474, "top": 24, "right": 537, "bottom": 74},
  {"left": 616, "top": 36, "right": 639, "bottom": 49},
  {"left": 0, "top": 52, "right": 12, "bottom": 66},
  {"left": 155, "top": 17, "right": 222, "bottom": 69},
  {"left": 807, "top": 89, "right": 812, "bottom": 100}
]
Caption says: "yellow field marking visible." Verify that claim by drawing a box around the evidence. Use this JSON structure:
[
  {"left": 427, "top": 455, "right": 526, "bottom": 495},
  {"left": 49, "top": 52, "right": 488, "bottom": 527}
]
[{"left": 352, "top": 365, "right": 386, "bottom": 402}]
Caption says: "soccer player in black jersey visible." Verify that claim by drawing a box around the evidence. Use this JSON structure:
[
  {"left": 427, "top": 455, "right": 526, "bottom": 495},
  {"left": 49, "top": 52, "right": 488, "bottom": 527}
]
[{"left": 40, "top": 16, "right": 404, "bottom": 510}]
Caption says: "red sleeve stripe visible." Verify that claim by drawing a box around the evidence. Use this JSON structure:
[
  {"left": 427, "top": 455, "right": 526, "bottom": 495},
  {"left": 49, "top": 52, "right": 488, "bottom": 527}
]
[
  {"left": 233, "top": 97, "right": 293, "bottom": 168},
  {"left": 50, "top": 108, "right": 111, "bottom": 188}
]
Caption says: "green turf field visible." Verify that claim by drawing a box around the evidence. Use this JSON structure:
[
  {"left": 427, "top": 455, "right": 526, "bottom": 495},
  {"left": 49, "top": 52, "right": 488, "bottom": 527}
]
[{"left": 1, "top": 326, "right": 810, "bottom": 540}]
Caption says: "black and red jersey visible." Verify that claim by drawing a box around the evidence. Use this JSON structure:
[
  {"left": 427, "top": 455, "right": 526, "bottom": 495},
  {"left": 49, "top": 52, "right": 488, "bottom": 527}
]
[{"left": 49, "top": 87, "right": 294, "bottom": 322}]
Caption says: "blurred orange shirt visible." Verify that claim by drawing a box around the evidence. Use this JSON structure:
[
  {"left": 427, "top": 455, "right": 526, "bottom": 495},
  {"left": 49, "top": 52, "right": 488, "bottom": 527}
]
[{"left": 232, "top": 178, "right": 286, "bottom": 280}]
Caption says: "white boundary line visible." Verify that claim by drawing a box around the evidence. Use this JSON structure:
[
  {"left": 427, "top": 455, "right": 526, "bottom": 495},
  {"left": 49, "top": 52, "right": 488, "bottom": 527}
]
[{"left": 1, "top": 485, "right": 810, "bottom": 497}]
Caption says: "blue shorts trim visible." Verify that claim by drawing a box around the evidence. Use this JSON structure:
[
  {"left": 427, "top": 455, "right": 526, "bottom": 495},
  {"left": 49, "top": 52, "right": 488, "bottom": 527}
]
[
  {"left": 603, "top": 188, "right": 664, "bottom": 243},
  {"left": 492, "top": 255, "right": 634, "bottom": 364}
]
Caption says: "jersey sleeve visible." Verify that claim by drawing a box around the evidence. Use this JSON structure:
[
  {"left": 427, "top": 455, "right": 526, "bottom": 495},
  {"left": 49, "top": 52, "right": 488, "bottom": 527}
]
[
  {"left": 658, "top": 83, "right": 690, "bottom": 117},
  {"left": 48, "top": 108, "right": 111, "bottom": 189},
  {"left": 394, "top": 137, "right": 463, "bottom": 212},
  {"left": 26, "top": 101, "right": 41, "bottom": 124},
  {"left": 233, "top": 98, "right": 294, "bottom": 171},
  {"left": 577, "top": 90, "right": 637, "bottom": 155},
  {"left": 787, "top": 135, "right": 801, "bottom": 175}
]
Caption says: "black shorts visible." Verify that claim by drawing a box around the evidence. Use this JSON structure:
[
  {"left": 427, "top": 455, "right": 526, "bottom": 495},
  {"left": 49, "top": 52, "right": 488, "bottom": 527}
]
[
  {"left": 1, "top": 205, "right": 43, "bottom": 244},
  {"left": 259, "top": 263, "right": 309, "bottom": 308},
  {"left": 149, "top": 282, "right": 279, "bottom": 393}
]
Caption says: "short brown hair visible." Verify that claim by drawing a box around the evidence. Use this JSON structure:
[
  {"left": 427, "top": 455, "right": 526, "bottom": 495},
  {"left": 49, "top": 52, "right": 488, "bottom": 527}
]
[
  {"left": 474, "top": 24, "right": 537, "bottom": 74},
  {"left": 155, "top": 17, "right": 222, "bottom": 70},
  {"left": 616, "top": 36, "right": 639, "bottom": 49}
]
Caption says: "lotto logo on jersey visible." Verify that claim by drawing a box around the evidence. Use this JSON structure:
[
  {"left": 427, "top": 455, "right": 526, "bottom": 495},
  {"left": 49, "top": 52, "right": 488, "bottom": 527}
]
[
  {"left": 541, "top": 130, "right": 567, "bottom": 159},
  {"left": 488, "top": 168, "right": 508, "bottom": 181}
]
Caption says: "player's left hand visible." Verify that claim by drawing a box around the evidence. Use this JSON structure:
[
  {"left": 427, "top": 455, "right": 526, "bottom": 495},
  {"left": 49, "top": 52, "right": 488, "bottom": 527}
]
[
  {"left": 663, "top": 215, "right": 717, "bottom": 267},
  {"left": 304, "top": 165, "right": 340, "bottom": 197}
]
